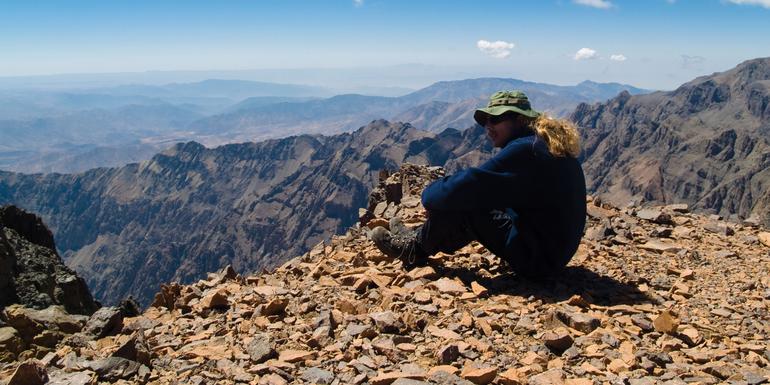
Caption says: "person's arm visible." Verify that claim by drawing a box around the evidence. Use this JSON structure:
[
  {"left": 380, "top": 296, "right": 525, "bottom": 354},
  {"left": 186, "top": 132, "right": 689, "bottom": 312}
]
[{"left": 422, "top": 140, "right": 543, "bottom": 211}]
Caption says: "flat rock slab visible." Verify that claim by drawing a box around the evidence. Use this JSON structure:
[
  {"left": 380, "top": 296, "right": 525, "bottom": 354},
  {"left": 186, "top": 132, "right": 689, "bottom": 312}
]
[
  {"left": 429, "top": 278, "right": 467, "bottom": 294},
  {"left": 301, "top": 367, "right": 334, "bottom": 384}
]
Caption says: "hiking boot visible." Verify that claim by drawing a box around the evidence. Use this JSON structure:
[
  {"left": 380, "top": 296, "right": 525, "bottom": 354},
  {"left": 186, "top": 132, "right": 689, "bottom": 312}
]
[
  {"left": 388, "top": 216, "right": 409, "bottom": 236},
  {"left": 370, "top": 226, "right": 429, "bottom": 269}
]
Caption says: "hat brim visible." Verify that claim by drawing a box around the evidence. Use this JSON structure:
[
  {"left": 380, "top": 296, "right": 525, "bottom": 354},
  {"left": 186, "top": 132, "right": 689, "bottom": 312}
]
[{"left": 473, "top": 106, "right": 540, "bottom": 126}]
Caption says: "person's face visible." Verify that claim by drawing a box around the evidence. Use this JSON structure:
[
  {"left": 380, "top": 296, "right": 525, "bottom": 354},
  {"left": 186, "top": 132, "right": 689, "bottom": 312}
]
[{"left": 484, "top": 114, "right": 522, "bottom": 148}]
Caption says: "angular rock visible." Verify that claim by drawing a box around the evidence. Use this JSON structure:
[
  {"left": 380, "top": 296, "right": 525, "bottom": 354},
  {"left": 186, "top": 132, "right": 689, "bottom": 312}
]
[
  {"left": 406, "top": 266, "right": 438, "bottom": 281},
  {"left": 435, "top": 344, "right": 460, "bottom": 364},
  {"left": 460, "top": 366, "right": 497, "bottom": 385},
  {"left": 7, "top": 359, "right": 48, "bottom": 385},
  {"left": 639, "top": 240, "right": 681, "bottom": 253},
  {"left": 759, "top": 232, "right": 770, "bottom": 248},
  {"left": 636, "top": 208, "right": 674, "bottom": 225},
  {"left": 371, "top": 371, "right": 427, "bottom": 385},
  {"left": 4, "top": 305, "right": 88, "bottom": 340},
  {"left": 246, "top": 334, "right": 276, "bottom": 363},
  {"left": 528, "top": 368, "right": 565, "bottom": 385},
  {"left": 346, "top": 323, "right": 377, "bottom": 338},
  {"left": 198, "top": 288, "right": 229, "bottom": 310},
  {"left": 470, "top": 281, "right": 488, "bottom": 298},
  {"left": 0, "top": 326, "right": 24, "bottom": 360},
  {"left": 653, "top": 310, "right": 679, "bottom": 334},
  {"left": 260, "top": 298, "right": 289, "bottom": 316},
  {"left": 111, "top": 330, "right": 152, "bottom": 366},
  {"left": 278, "top": 349, "right": 316, "bottom": 363},
  {"left": 498, "top": 368, "right": 526, "bottom": 385},
  {"left": 392, "top": 379, "right": 431, "bottom": 385},
  {"left": 301, "top": 367, "right": 335, "bottom": 384},
  {"left": 82, "top": 306, "right": 123, "bottom": 339},
  {"left": 543, "top": 327, "right": 573, "bottom": 354},
  {"left": 430, "top": 278, "right": 467, "bottom": 294},
  {"left": 46, "top": 371, "right": 95, "bottom": 385},
  {"left": 555, "top": 309, "right": 600, "bottom": 333},
  {"left": 86, "top": 357, "right": 143, "bottom": 382},
  {"left": 428, "top": 370, "right": 475, "bottom": 385},
  {"left": 664, "top": 203, "right": 689, "bottom": 213},
  {"left": 370, "top": 311, "right": 403, "bottom": 334}
]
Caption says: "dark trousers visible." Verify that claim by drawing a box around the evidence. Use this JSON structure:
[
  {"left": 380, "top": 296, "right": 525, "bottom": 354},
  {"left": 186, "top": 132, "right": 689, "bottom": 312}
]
[{"left": 418, "top": 209, "right": 559, "bottom": 278}]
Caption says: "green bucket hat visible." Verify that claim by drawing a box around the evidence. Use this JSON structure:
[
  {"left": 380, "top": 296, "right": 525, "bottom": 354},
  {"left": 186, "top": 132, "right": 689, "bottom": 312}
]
[{"left": 474, "top": 90, "right": 540, "bottom": 126}]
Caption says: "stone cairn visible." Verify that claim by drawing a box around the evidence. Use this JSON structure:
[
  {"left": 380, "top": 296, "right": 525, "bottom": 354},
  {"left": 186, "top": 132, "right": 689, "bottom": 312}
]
[{"left": 2, "top": 163, "right": 770, "bottom": 384}]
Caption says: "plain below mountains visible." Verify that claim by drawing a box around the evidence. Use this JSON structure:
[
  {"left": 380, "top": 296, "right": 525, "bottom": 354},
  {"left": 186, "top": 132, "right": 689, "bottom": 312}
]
[{"left": 0, "top": 78, "right": 648, "bottom": 173}]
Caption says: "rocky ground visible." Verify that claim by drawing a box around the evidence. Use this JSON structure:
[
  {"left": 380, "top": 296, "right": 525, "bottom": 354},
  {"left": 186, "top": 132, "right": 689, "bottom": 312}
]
[{"left": 1, "top": 163, "right": 769, "bottom": 384}]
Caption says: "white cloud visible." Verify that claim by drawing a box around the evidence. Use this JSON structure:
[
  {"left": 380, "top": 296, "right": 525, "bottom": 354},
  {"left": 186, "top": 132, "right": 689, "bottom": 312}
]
[
  {"left": 726, "top": 0, "right": 770, "bottom": 8},
  {"left": 681, "top": 54, "right": 706, "bottom": 69},
  {"left": 477, "top": 40, "right": 515, "bottom": 59},
  {"left": 610, "top": 54, "right": 627, "bottom": 61},
  {"left": 353, "top": 0, "right": 364, "bottom": 7},
  {"left": 574, "top": 48, "right": 599, "bottom": 60},
  {"left": 573, "top": 0, "right": 613, "bottom": 9}
]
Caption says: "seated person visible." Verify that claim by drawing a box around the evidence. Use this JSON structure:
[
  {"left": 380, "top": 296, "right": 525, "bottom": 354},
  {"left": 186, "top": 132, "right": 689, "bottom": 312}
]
[{"left": 371, "top": 90, "right": 587, "bottom": 278}]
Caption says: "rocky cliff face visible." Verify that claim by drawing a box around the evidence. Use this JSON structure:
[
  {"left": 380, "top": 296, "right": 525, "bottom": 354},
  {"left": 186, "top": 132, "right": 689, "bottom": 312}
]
[
  {"left": 572, "top": 57, "right": 770, "bottom": 225},
  {"left": 2, "top": 164, "right": 768, "bottom": 384},
  {"left": 0, "top": 205, "right": 98, "bottom": 315},
  {"left": 0, "top": 121, "right": 494, "bottom": 306}
]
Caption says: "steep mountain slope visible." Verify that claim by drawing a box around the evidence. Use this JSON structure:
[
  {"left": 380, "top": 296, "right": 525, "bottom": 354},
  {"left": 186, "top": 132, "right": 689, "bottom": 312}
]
[
  {"left": 0, "top": 121, "right": 493, "bottom": 306},
  {"left": 572, "top": 57, "right": 770, "bottom": 225},
  {"left": 0, "top": 205, "right": 97, "bottom": 315}
]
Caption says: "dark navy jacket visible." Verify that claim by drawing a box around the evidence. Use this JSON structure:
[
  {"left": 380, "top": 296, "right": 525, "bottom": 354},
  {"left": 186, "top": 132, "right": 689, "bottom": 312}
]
[{"left": 421, "top": 134, "right": 586, "bottom": 270}]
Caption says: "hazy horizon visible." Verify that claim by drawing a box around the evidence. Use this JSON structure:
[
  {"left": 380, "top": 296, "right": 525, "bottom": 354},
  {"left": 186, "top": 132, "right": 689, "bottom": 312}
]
[{"left": 0, "top": 64, "right": 661, "bottom": 94}]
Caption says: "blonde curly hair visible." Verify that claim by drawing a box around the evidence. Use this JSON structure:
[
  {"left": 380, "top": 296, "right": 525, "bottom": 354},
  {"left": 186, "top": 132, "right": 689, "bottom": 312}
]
[{"left": 529, "top": 115, "right": 581, "bottom": 158}]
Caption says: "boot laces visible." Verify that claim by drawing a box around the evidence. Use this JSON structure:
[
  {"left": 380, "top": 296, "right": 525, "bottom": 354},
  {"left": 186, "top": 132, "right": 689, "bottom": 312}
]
[{"left": 392, "top": 231, "right": 418, "bottom": 264}]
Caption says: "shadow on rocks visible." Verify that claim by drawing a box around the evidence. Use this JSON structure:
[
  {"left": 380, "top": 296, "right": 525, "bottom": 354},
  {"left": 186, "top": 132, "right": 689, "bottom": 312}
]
[{"left": 432, "top": 264, "right": 651, "bottom": 307}]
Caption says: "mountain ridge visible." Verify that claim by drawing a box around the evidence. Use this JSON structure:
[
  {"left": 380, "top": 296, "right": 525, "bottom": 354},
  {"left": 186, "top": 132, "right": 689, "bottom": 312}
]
[{"left": 572, "top": 57, "right": 770, "bottom": 226}]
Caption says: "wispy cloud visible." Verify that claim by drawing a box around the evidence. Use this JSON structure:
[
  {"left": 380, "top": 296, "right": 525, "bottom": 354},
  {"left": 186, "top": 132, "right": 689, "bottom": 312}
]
[
  {"left": 353, "top": 0, "right": 364, "bottom": 7},
  {"left": 681, "top": 54, "right": 706, "bottom": 69},
  {"left": 574, "top": 48, "right": 599, "bottom": 60},
  {"left": 610, "top": 54, "right": 627, "bottom": 61},
  {"left": 477, "top": 40, "right": 515, "bottom": 59},
  {"left": 726, "top": 0, "right": 770, "bottom": 8},
  {"left": 573, "top": 0, "right": 613, "bottom": 9}
]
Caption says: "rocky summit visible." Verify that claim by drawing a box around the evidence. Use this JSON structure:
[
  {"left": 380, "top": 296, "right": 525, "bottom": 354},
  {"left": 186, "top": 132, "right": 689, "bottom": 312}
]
[{"left": 2, "top": 164, "right": 769, "bottom": 384}]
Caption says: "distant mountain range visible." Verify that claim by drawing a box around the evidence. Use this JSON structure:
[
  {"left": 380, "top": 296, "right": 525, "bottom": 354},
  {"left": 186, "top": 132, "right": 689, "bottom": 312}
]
[
  {"left": 192, "top": 78, "right": 650, "bottom": 140},
  {"left": 0, "top": 78, "right": 648, "bottom": 173},
  {"left": 573, "top": 57, "right": 770, "bottom": 224}
]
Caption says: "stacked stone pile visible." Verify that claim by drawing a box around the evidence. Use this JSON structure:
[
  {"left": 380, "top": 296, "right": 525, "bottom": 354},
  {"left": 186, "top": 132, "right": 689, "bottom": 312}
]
[{"left": 2, "top": 164, "right": 770, "bottom": 384}]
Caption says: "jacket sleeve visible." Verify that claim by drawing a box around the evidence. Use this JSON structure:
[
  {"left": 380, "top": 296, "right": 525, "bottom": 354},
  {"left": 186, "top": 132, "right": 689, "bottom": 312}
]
[{"left": 421, "top": 140, "right": 542, "bottom": 211}]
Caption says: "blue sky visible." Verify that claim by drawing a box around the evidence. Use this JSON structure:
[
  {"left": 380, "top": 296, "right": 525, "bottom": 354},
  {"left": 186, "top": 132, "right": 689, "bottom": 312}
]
[{"left": 1, "top": 0, "right": 769, "bottom": 90}]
